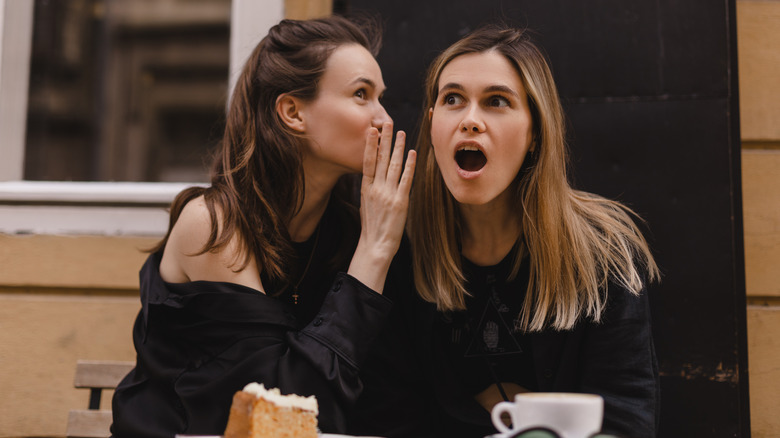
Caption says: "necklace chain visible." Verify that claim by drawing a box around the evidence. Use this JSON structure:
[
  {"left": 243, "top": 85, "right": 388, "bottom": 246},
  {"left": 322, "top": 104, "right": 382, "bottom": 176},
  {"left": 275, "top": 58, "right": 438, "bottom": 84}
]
[{"left": 292, "top": 225, "right": 320, "bottom": 305}]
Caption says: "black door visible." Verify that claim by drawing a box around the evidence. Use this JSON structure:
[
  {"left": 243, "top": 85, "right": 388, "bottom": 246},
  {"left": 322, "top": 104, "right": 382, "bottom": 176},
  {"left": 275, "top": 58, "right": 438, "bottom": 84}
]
[{"left": 345, "top": 1, "right": 749, "bottom": 436}]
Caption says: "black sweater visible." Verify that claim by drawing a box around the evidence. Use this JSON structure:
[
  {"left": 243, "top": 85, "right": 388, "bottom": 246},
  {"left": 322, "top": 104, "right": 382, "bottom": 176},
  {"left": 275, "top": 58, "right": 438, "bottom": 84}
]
[{"left": 350, "top": 243, "right": 659, "bottom": 438}]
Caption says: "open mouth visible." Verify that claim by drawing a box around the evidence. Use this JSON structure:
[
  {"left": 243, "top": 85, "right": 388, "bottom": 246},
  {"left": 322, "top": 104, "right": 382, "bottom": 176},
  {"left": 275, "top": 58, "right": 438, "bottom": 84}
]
[{"left": 455, "top": 146, "right": 487, "bottom": 172}]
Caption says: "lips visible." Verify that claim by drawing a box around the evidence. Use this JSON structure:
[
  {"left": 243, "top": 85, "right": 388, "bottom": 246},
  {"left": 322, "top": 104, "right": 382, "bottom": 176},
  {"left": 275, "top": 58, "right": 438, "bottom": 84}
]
[{"left": 455, "top": 143, "right": 487, "bottom": 172}]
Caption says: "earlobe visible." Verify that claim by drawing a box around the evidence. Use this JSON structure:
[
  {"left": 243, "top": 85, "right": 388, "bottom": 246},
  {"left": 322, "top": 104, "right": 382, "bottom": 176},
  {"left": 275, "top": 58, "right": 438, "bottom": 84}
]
[
  {"left": 276, "top": 94, "right": 306, "bottom": 133},
  {"left": 529, "top": 134, "right": 539, "bottom": 154}
]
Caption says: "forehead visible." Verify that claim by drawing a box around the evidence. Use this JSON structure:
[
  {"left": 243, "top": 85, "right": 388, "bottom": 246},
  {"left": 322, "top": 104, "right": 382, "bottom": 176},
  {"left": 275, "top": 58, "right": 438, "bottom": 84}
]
[
  {"left": 438, "top": 50, "right": 523, "bottom": 91},
  {"left": 320, "top": 43, "right": 385, "bottom": 90}
]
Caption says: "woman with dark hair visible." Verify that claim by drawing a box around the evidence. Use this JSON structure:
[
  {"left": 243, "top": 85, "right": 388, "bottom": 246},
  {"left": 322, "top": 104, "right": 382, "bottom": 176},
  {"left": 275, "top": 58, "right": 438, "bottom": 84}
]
[
  {"left": 352, "top": 25, "right": 659, "bottom": 438},
  {"left": 111, "top": 16, "right": 415, "bottom": 437}
]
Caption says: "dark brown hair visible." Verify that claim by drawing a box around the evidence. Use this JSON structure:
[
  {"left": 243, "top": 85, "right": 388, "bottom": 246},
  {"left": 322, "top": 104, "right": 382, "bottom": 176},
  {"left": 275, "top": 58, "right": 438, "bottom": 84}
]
[{"left": 153, "top": 16, "right": 381, "bottom": 290}]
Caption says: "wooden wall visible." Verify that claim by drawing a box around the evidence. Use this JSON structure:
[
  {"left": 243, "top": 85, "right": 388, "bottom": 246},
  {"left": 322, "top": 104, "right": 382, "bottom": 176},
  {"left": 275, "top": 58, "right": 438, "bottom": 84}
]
[
  {"left": 739, "top": 1, "right": 780, "bottom": 437},
  {"left": 0, "top": 236, "right": 151, "bottom": 437}
]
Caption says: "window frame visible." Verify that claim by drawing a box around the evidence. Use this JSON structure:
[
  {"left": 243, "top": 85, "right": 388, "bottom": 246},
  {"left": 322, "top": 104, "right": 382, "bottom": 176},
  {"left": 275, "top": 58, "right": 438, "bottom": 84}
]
[{"left": 0, "top": 0, "right": 283, "bottom": 236}]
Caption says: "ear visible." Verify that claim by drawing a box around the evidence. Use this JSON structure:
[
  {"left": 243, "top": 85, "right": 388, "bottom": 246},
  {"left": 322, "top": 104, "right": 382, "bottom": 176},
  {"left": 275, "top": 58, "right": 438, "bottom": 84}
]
[
  {"left": 529, "top": 132, "right": 539, "bottom": 154},
  {"left": 428, "top": 107, "right": 433, "bottom": 121},
  {"left": 276, "top": 94, "right": 306, "bottom": 133}
]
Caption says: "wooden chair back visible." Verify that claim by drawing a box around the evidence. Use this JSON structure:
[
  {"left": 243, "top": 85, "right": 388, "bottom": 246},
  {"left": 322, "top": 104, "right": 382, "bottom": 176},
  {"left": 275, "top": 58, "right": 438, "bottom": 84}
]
[{"left": 66, "top": 360, "right": 134, "bottom": 438}]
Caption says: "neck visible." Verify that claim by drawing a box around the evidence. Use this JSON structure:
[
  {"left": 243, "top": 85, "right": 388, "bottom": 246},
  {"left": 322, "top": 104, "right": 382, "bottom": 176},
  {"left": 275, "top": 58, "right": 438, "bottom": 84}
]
[
  {"left": 458, "top": 193, "right": 522, "bottom": 266},
  {"left": 288, "top": 156, "right": 342, "bottom": 242}
]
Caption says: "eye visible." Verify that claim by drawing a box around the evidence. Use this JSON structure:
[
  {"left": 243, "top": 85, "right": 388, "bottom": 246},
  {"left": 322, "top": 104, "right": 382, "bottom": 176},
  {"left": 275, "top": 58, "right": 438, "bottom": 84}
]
[
  {"left": 443, "top": 93, "right": 464, "bottom": 106},
  {"left": 487, "top": 95, "right": 510, "bottom": 108},
  {"left": 354, "top": 88, "right": 368, "bottom": 100}
]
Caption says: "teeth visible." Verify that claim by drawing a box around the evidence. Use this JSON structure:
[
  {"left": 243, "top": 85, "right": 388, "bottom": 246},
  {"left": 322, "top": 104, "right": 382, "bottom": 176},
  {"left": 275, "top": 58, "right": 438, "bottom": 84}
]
[{"left": 458, "top": 145, "right": 480, "bottom": 151}]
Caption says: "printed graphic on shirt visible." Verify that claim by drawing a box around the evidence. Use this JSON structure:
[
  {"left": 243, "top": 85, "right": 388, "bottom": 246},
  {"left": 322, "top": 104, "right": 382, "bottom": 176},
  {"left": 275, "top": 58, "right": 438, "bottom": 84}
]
[{"left": 464, "top": 298, "right": 523, "bottom": 357}]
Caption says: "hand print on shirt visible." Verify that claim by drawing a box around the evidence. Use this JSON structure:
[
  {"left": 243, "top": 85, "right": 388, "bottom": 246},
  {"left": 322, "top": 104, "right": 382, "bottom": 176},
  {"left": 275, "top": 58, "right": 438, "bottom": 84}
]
[{"left": 465, "top": 298, "right": 523, "bottom": 357}]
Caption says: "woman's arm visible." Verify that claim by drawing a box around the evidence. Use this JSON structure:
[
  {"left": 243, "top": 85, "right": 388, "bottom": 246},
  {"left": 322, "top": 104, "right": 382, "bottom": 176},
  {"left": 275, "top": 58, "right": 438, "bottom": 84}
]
[{"left": 346, "top": 246, "right": 438, "bottom": 438}]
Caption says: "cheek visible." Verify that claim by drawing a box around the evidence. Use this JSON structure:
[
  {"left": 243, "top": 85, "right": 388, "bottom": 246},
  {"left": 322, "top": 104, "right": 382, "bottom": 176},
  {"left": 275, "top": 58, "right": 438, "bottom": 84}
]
[
  {"left": 343, "top": 106, "right": 376, "bottom": 139},
  {"left": 429, "top": 113, "right": 448, "bottom": 148},
  {"left": 429, "top": 128, "right": 446, "bottom": 165},
  {"left": 317, "top": 112, "right": 364, "bottom": 152},
  {"left": 519, "top": 112, "right": 534, "bottom": 145}
]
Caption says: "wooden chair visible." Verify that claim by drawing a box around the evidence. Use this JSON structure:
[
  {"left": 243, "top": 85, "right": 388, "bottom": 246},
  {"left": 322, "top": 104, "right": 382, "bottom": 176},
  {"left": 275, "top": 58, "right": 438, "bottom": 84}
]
[{"left": 66, "top": 360, "right": 135, "bottom": 438}]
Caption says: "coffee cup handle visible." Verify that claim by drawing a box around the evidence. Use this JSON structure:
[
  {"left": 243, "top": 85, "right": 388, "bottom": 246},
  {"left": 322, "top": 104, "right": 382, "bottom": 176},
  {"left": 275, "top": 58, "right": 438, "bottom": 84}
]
[{"left": 491, "top": 401, "right": 516, "bottom": 434}]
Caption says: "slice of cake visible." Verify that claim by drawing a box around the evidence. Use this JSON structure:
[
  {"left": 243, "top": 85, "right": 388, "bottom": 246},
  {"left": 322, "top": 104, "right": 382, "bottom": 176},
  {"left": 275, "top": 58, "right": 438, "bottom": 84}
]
[{"left": 223, "top": 383, "right": 318, "bottom": 438}]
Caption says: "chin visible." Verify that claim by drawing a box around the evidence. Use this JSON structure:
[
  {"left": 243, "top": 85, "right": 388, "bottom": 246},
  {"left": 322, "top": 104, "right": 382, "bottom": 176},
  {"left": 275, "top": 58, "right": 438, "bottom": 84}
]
[{"left": 449, "top": 191, "right": 491, "bottom": 206}]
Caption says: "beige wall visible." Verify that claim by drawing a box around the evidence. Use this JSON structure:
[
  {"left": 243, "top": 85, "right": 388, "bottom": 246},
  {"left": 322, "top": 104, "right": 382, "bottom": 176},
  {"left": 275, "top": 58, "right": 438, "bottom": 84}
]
[
  {"left": 739, "top": 1, "right": 780, "bottom": 437},
  {"left": 0, "top": 236, "right": 153, "bottom": 437},
  {"left": 285, "top": 0, "right": 333, "bottom": 20},
  {"left": 0, "top": 289, "right": 140, "bottom": 436}
]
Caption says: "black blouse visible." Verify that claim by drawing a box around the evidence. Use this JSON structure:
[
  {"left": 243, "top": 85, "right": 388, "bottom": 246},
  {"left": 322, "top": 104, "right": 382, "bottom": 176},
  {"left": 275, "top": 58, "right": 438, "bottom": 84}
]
[{"left": 110, "top": 207, "right": 393, "bottom": 438}]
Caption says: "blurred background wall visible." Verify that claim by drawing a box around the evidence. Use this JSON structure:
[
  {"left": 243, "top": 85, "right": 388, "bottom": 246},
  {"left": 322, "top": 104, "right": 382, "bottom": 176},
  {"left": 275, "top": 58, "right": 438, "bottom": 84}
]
[{"left": 0, "top": 0, "right": 778, "bottom": 436}]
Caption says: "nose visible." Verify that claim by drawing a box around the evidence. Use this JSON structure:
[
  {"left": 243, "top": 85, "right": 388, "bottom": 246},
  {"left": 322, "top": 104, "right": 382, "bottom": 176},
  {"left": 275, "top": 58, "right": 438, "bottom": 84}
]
[
  {"left": 460, "top": 106, "right": 485, "bottom": 133},
  {"left": 372, "top": 105, "right": 393, "bottom": 131}
]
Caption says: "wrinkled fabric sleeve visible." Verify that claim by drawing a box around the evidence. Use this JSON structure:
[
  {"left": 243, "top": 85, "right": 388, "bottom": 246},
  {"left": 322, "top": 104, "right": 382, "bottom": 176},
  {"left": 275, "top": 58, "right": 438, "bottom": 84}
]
[
  {"left": 279, "top": 272, "right": 394, "bottom": 430},
  {"left": 295, "top": 272, "right": 393, "bottom": 371},
  {"left": 346, "top": 250, "right": 438, "bottom": 438},
  {"left": 173, "top": 274, "right": 394, "bottom": 435},
  {"left": 578, "top": 287, "right": 659, "bottom": 438}
]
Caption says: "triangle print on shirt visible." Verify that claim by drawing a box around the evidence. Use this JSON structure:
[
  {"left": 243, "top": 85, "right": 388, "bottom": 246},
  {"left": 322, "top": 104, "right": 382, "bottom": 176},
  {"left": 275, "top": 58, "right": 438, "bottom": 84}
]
[{"left": 464, "top": 297, "right": 523, "bottom": 357}]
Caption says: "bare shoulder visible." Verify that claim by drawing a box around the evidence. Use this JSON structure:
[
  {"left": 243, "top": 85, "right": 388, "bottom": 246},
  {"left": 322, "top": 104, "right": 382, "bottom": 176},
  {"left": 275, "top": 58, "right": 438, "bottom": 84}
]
[{"left": 159, "top": 195, "right": 265, "bottom": 292}]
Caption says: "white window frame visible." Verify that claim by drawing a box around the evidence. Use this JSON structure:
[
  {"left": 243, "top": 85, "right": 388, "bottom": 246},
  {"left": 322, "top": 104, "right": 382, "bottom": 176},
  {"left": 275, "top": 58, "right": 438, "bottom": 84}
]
[
  {"left": 0, "top": 0, "right": 32, "bottom": 181},
  {"left": 0, "top": 0, "right": 283, "bottom": 236}
]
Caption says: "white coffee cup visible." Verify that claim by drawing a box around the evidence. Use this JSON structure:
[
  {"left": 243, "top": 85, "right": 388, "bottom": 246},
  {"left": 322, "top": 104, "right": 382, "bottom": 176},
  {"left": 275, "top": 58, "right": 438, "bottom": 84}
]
[{"left": 491, "top": 392, "right": 604, "bottom": 438}]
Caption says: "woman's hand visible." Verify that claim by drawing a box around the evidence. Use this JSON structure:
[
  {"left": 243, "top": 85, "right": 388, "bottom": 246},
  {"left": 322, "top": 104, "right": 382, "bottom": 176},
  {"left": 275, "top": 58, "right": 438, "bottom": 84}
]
[
  {"left": 347, "top": 121, "right": 416, "bottom": 293},
  {"left": 475, "top": 383, "right": 530, "bottom": 414}
]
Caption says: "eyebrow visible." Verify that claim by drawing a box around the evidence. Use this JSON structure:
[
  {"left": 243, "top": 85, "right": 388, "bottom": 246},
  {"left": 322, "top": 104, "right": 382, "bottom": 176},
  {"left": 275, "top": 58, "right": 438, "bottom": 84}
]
[
  {"left": 438, "top": 82, "right": 520, "bottom": 98},
  {"left": 352, "top": 77, "right": 386, "bottom": 95},
  {"left": 439, "top": 82, "right": 465, "bottom": 93},
  {"left": 485, "top": 84, "right": 521, "bottom": 98},
  {"left": 353, "top": 77, "right": 376, "bottom": 88}
]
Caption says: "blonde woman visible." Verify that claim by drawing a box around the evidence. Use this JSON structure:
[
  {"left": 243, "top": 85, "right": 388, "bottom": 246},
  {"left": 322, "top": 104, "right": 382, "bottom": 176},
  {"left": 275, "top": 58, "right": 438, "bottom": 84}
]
[{"left": 351, "top": 25, "right": 659, "bottom": 438}]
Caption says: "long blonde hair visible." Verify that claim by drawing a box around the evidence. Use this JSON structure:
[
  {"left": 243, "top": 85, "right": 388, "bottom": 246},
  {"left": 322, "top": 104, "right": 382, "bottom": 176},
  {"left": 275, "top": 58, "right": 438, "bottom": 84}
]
[{"left": 408, "top": 25, "right": 659, "bottom": 331}]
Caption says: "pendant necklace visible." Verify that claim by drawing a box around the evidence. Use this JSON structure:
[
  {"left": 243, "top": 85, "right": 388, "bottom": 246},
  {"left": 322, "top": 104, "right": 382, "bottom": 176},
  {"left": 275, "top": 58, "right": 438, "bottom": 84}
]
[{"left": 291, "top": 225, "right": 320, "bottom": 305}]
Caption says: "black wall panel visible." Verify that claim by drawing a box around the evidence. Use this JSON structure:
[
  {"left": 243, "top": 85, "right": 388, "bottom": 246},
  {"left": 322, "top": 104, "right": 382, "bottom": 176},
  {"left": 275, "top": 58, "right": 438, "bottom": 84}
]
[{"left": 346, "top": 1, "right": 749, "bottom": 436}]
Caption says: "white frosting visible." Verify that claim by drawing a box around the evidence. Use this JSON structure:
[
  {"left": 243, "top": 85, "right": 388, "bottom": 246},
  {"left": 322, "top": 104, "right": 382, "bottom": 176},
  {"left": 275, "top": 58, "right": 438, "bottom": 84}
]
[{"left": 242, "top": 382, "right": 318, "bottom": 415}]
